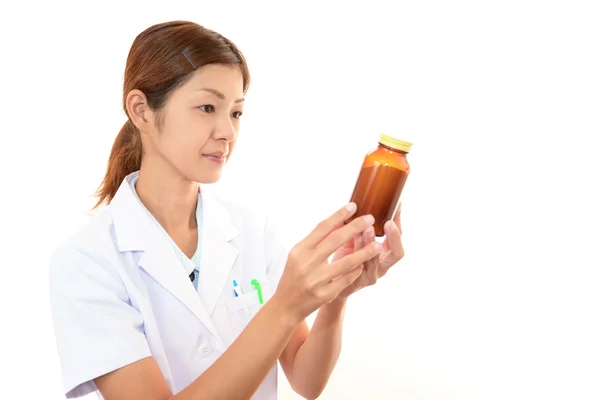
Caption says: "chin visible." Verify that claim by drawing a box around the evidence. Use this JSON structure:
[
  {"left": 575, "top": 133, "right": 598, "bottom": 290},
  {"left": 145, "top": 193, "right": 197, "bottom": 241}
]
[{"left": 193, "top": 170, "right": 223, "bottom": 184}]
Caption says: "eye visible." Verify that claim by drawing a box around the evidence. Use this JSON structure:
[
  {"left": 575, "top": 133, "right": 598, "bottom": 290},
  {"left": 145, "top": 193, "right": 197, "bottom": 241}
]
[
  {"left": 198, "top": 105, "right": 215, "bottom": 113},
  {"left": 232, "top": 111, "right": 243, "bottom": 119}
]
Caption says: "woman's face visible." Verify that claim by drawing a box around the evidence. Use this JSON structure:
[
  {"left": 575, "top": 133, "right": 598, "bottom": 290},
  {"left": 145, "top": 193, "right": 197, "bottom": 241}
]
[{"left": 143, "top": 64, "right": 245, "bottom": 184}]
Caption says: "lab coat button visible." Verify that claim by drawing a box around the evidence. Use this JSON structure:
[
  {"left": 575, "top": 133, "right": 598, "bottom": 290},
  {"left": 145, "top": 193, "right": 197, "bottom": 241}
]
[{"left": 198, "top": 343, "right": 212, "bottom": 357}]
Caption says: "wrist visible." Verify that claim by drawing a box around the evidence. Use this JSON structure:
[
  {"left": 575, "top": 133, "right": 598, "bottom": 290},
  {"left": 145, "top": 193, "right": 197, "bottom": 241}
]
[
  {"left": 327, "top": 297, "right": 348, "bottom": 311},
  {"left": 268, "top": 291, "right": 306, "bottom": 329},
  {"left": 320, "top": 298, "right": 347, "bottom": 320}
]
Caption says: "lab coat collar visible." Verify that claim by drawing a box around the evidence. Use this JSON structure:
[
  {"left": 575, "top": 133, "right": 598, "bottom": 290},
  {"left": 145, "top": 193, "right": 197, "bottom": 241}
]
[{"left": 110, "top": 171, "right": 239, "bottom": 341}]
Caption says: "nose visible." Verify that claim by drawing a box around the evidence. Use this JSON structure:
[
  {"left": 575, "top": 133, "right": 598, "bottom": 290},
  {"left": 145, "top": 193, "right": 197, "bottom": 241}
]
[{"left": 213, "top": 115, "right": 237, "bottom": 142}]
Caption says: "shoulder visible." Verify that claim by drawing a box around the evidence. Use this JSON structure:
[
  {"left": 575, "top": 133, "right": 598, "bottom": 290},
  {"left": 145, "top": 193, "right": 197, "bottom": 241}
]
[
  {"left": 207, "top": 192, "right": 276, "bottom": 235},
  {"left": 207, "top": 193, "right": 289, "bottom": 284},
  {"left": 49, "top": 207, "right": 120, "bottom": 283},
  {"left": 47, "top": 209, "right": 150, "bottom": 399},
  {"left": 207, "top": 191, "right": 288, "bottom": 258}
]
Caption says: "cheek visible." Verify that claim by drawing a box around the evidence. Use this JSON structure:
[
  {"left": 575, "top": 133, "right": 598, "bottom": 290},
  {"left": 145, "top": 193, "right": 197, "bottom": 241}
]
[
  {"left": 163, "top": 113, "right": 210, "bottom": 150},
  {"left": 228, "top": 140, "right": 237, "bottom": 158}
]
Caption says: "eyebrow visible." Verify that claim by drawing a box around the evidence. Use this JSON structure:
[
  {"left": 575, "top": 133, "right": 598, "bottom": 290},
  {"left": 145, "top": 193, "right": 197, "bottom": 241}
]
[{"left": 198, "top": 88, "right": 245, "bottom": 103}]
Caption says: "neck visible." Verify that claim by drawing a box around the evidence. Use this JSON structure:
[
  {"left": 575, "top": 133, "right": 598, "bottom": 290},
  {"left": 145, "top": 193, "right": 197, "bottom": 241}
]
[{"left": 135, "top": 162, "right": 199, "bottom": 232}]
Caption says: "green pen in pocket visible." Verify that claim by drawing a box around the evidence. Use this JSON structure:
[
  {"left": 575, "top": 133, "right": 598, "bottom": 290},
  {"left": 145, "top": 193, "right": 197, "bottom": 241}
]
[{"left": 251, "top": 279, "right": 263, "bottom": 305}]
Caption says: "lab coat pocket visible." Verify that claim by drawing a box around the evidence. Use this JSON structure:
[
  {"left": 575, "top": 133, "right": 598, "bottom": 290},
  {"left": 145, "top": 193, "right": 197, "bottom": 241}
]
[{"left": 226, "top": 283, "right": 271, "bottom": 336}]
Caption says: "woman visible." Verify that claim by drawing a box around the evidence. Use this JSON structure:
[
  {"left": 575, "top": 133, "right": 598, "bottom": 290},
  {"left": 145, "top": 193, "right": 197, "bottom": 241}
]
[{"left": 49, "top": 20, "right": 405, "bottom": 400}]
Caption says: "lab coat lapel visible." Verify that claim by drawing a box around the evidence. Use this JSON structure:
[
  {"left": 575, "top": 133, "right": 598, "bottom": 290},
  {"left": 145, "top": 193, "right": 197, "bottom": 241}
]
[
  {"left": 197, "top": 191, "right": 239, "bottom": 316},
  {"left": 138, "top": 237, "right": 220, "bottom": 339},
  {"left": 110, "top": 173, "right": 220, "bottom": 339}
]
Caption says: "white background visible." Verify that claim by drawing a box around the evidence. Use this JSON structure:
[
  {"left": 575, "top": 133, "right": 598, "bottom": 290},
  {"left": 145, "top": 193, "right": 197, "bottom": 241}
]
[{"left": 1, "top": 0, "right": 599, "bottom": 399}]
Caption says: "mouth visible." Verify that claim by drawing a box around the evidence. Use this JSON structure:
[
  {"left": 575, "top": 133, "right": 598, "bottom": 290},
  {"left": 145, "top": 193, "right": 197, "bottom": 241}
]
[{"left": 203, "top": 152, "right": 228, "bottom": 165}]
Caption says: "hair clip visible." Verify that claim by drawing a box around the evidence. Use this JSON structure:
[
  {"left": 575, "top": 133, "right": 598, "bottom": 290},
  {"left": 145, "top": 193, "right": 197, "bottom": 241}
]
[{"left": 182, "top": 50, "right": 197, "bottom": 70}]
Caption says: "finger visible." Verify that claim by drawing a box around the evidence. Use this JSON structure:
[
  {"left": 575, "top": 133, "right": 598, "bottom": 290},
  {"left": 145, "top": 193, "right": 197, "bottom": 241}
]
[
  {"left": 363, "top": 225, "right": 374, "bottom": 245},
  {"left": 315, "top": 214, "right": 375, "bottom": 260},
  {"left": 348, "top": 230, "right": 365, "bottom": 252},
  {"left": 366, "top": 255, "right": 380, "bottom": 282},
  {"left": 300, "top": 202, "right": 358, "bottom": 249},
  {"left": 341, "top": 235, "right": 357, "bottom": 253},
  {"left": 395, "top": 202, "right": 402, "bottom": 234},
  {"left": 331, "top": 232, "right": 361, "bottom": 263},
  {"left": 336, "top": 228, "right": 373, "bottom": 286},
  {"left": 325, "top": 241, "right": 383, "bottom": 281},
  {"left": 362, "top": 227, "right": 380, "bottom": 283},
  {"left": 345, "top": 232, "right": 366, "bottom": 268},
  {"left": 355, "top": 231, "right": 365, "bottom": 251},
  {"left": 326, "top": 265, "right": 364, "bottom": 298},
  {"left": 383, "top": 205, "right": 402, "bottom": 251},
  {"left": 364, "top": 226, "right": 375, "bottom": 245},
  {"left": 381, "top": 219, "right": 404, "bottom": 269}
]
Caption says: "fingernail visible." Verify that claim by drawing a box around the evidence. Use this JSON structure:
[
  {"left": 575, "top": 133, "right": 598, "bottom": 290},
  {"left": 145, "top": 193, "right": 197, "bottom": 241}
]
[
  {"left": 362, "top": 214, "right": 375, "bottom": 225},
  {"left": 374, "top": 242, "right": 384, "bottom": 253},
  {"left": 345, "top": 202, "right": 357, "bottom": 214}
]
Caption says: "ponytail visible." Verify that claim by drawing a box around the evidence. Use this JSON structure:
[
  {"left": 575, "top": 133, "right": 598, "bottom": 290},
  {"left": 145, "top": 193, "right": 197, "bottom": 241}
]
[{"left": 93, "top": 119, "right": 142, "bottom": 209}]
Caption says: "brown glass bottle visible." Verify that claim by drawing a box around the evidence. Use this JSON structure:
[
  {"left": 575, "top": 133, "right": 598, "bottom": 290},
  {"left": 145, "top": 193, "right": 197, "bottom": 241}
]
[{"left": 348, "top": 133, "right": 412, "bottom": 237}]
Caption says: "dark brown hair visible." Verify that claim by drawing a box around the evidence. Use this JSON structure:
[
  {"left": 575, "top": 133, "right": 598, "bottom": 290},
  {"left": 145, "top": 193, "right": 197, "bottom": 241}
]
[{"left": 93, "top": 21, "right": 250, "bottom": 208}]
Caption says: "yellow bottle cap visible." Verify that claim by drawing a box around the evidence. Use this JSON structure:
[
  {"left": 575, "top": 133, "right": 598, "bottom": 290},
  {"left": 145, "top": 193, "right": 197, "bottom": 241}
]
[{"left": 379, "top": 133, "right": 413, "bottom": 153}]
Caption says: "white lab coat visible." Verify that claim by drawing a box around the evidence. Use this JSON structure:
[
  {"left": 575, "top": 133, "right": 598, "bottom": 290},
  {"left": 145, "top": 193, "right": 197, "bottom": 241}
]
[{"left": 49, "top": 172, "right": 288, "bottom": 399}]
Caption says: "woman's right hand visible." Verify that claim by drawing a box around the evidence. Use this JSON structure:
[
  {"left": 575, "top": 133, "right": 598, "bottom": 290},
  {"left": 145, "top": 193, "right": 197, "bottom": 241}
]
[{"left": 272, "top": 202, "right": 384, "bottom": 323}]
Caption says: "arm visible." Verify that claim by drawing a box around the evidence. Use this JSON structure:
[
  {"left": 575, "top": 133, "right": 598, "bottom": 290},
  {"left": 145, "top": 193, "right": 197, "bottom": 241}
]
[
  {"left": 279, "top": 299, "right": 347, "bottom": 400},
  {"left": 96, "top": 295, "right": 302, "bottom": 400},
  {"left": 64, "top": 204, "right": 377, "bottom": 400},
  {"left": 264, "top": 214, "right": 353, "bottom": 399},
  {"left": 50, "top": 242, "right": 303, "bottom": 400},
  {"left": 279, "top": 206, "right": 407, "bottom": 399}
]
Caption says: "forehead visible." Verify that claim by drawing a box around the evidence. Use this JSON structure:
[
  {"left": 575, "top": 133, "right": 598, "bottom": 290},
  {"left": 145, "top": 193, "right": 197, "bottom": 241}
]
[{"left": 175, "top": 64, "right": 244, "bottom": 99}]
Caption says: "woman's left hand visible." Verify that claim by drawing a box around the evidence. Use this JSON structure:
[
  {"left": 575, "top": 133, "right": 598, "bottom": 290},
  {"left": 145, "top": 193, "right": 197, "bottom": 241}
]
[{"left": 330, "top": 204, "right": 405, "bottom": 299}]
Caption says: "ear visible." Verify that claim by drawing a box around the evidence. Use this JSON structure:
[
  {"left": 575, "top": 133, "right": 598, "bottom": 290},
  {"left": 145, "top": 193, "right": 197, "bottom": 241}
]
[{"left": 125, "top": 89, "right": 153, "bottom": 131}]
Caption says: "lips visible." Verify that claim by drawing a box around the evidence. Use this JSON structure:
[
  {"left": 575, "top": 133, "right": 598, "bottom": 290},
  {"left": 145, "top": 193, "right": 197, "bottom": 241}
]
[
  {"left": 204, "top": 152, "right": 227, "bottom": 158},
  {"left": 203, "top": 151, "right": 228, "bottom": 165}
]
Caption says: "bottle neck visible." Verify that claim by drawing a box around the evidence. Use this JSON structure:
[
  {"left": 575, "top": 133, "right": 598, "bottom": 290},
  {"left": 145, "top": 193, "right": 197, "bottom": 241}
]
[{"left": 378, "top": 142, "right": 408, "bottom": 155}]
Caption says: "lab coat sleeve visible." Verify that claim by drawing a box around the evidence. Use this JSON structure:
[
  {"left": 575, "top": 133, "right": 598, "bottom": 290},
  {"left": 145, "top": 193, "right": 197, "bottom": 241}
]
[
  {"left": 49, "top": 243, "right": 152, "bottom": 398},
  {"left": 264, "top": 215, "right": 289, "bottom": 291}
]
